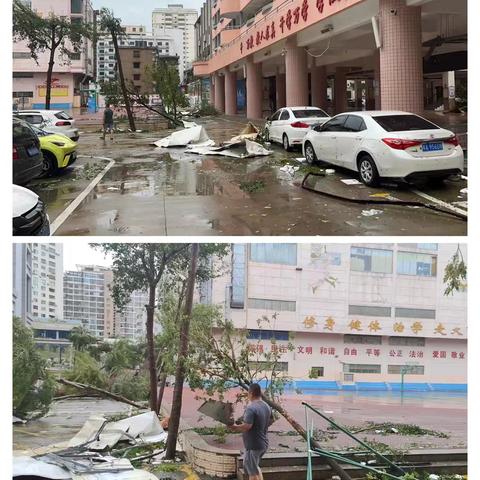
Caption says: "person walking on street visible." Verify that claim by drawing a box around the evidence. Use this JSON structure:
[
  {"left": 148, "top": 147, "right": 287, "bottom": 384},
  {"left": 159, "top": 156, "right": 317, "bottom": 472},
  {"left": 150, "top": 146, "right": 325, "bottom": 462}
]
[
  {"left": 102, "top": 104, "right": 114, "bottom": 140},
  {"left": 228, "top": 384, "right": 272, "bottom": 480}
]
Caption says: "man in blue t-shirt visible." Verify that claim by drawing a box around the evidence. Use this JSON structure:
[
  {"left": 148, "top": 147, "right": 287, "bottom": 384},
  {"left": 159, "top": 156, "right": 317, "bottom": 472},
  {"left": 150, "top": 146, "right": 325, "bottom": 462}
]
[{"left": 229, "top": 383, "right": 272, "bottom": 480}]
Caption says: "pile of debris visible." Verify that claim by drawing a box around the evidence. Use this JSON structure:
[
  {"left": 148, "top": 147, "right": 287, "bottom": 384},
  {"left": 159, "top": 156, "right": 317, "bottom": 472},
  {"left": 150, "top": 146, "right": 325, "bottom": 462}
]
[
  {"left": 13, "top": 411, "right": 169, "bottom": 479},
  {"left": 153, "top": 122, "right": 273, "bottom": 159}
]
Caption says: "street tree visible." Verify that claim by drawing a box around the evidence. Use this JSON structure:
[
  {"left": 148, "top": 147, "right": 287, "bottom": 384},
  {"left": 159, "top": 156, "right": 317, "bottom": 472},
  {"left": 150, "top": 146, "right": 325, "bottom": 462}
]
[
  {"left": 98, "top": 8, "right": 136, "bottom": 132},
  {"left": 13, "top": 0, "right": 91, "bottom": 110},
  {"left": 13, "top": 317, "right": 55, "bottom": 417},
  {"left": 70, "top": 326, "right": 97, "bottom": 352}
]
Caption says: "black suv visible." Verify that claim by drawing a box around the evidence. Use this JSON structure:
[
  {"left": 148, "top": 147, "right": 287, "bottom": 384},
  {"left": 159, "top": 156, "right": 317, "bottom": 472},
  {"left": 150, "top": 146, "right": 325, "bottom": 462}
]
[{"left": 13, "top": 116, "right": 43, "bottom": 185}]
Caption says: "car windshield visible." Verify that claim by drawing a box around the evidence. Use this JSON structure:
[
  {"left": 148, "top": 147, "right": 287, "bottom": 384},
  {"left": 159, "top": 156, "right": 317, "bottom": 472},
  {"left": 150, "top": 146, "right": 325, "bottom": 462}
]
[
  {"left": 372, "top": 114, "right": 439, "bottom": 132},
  {"left": 55, "top": 111, "right": 72, "bottom": 120},
  {"left": 31, "top": 125, "right": 48, "bottom": 137},
  {"left": 292, "top": 108, "right": 328, "bottom": 118}
]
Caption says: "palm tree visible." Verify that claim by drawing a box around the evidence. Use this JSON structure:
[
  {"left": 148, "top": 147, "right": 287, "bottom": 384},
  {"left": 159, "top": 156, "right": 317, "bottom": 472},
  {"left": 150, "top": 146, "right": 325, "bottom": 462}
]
[{"left": 70, "top": 326, "right": 96, "bottom": 352}]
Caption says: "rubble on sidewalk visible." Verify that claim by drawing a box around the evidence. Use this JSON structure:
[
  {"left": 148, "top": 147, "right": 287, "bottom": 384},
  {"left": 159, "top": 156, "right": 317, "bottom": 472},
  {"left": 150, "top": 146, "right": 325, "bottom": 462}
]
[
  {"left": 13, "top": 411, "right": 168, "bottom": 479},
  {"left": 154, "top": 124, "right": 214, "bottom": 148}
]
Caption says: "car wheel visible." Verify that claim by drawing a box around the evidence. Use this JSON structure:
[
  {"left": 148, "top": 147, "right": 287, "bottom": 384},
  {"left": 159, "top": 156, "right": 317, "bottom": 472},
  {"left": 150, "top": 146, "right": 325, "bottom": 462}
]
[
  {"left": 358, "top": 154, "right": 380, "bottom": 187},
  {"left": 41, "top": 151, "right": 57, "bottom": 175},
  {"left": 282, "top": 133, "right": 290, "bottom": 151},
  {"left": 304, "top": 142, "right": 317, "bottom": 165}
]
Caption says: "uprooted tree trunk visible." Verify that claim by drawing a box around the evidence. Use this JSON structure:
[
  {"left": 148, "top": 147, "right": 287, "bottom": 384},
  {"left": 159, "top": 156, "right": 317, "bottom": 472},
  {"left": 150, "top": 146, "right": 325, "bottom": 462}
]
[{"left": 57, "top": 378, "right": 145, "bottom": 410}]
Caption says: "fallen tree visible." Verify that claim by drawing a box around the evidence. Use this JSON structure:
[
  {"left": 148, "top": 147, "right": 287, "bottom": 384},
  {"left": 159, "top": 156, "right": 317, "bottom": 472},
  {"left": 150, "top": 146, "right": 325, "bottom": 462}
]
[
  {"left": 190, "top": 311, "right": 353, "bottom": 480},
  {"left": 57, "top": 378, "right": 146, "bottom": 410}
]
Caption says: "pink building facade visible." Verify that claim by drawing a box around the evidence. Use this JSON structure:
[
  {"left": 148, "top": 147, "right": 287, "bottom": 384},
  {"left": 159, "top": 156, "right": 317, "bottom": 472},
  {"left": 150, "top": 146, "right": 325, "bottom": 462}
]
[
  {"left": 193, "top": 0, "right": 467, "bottom": 119},
  {"left": 12, "top": 0, "right": 94, "bottom": 110},
  {"left": 208, "top": 243, "right": 467, "bottom": 389}
]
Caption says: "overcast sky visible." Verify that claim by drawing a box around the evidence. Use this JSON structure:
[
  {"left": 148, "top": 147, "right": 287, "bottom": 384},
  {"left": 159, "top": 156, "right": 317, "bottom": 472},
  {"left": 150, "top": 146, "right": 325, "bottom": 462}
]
[
  {"left": 63, "top": 243, "right": 112, "bottom": 272},
  {"left": 91, "top": 0, "right": 201, "bottom": 28}
]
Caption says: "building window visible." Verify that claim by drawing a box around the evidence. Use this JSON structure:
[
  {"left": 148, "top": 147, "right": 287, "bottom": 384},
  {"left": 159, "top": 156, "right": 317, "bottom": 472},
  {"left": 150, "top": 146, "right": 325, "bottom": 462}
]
[
  {"left": 348, "top": 305, "right": 391, "bottom": 317},
  {"left": 248, "top": 298, "right": 296, "bottom": 312},
  {"left": 395, "top": 307, "right": 435, "bottom": 319},
  {"left": 13, "top": 52, "right": 31, "bottom": 59},
  {"left": 343, "top": 363, "right": 381, "bottom": 374},
  {"left": 351, "top": 247, "right": 393, "bottom": 273},
  {"left": 231, "top": 244, "right": 246, "bottom": 309},
  {"left": 388, "top": 336, "right": 425, "bottom": 346},
  {"left": 388, "top": 364, "right": 424, "bottom": 375},
  {"left": 133, "top": 50, "right": 141, "bottom": 58},
  {"left": 310, "top": 367, "right": 324, "bottom": 378},
  {"left": 344, "top": 334, "right": 382, "bottom": 345},
  {"left": 247, "top": 329, "right": 289, "bottom": 341},
  {"left": 397, "top": 252, "right": 437, "bottom": 277},
  {"left": 250, "top": 244, "right": 297, "bottom": 265},
  {"left": 249, "top": 361, "right": 288, "bottom": 372},
  {"left": 133, "top": 74, "right": 141, "bottom": 81},
  {"left": 13, "top": 91, "right": 33, "bottom": 98},
  {"left": 68, "top": 52, "right": 81, "bottom": 60},
  {"left": 71, "top": 0, "right": 83, "bottom": 14},
  {"left": 416, "top": 244, "right": 437, "bottom": 250},
  {"left": 133, "top": 62, "right": 141, "bottom": 68},
  {"left": 13, "top": 72, "right": 33, "bottom": 78}
]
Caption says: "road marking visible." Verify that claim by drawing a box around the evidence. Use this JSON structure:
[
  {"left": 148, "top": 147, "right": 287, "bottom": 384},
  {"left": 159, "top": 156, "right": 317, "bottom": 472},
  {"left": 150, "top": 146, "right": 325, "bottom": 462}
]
[
  {"left": 410, "top": 188, "right": 468, "bottom": 216},
  {"left": 50, "top": 157, "right": 115, "bottom": 235}
]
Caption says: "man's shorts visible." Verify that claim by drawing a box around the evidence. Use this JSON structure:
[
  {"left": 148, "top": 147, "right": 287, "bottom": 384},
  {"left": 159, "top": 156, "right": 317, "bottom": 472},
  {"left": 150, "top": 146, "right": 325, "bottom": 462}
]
[
  {"left": 104, "top": 123, "right": 114, "bottom": 132},
  {"left": 243, "top": 449, "right": 266, "bottom": 475}
]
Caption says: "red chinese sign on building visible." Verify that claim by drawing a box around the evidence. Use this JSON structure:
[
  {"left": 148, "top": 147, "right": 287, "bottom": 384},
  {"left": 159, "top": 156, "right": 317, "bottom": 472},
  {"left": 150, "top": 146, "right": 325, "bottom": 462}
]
[{"left": 239, "top": 0, "right": 342, "bottom": 54}]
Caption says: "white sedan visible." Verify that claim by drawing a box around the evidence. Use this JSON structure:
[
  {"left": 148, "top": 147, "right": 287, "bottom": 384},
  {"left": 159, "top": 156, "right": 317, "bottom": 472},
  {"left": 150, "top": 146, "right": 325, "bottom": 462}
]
[
  {"left": 302, "top": 111, "right": 464, "bottom": 186},
  {"left": 265, "top": 106, "right": 330, "bottom": 150},
  {"left": 16, "top": 109, "right": 80, "bottom": 141}
]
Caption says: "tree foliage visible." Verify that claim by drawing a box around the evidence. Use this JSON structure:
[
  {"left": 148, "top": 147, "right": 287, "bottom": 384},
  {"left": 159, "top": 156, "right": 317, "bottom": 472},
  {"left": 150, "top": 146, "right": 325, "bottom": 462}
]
[
  {"left": 444, "top": 244, "right": 467, "bottom": 296},
  {"left": 12, "top": 0, "right": 91, "bottom": 109},
  {"left": 65, "top": 351, "right": 107, "bottom": 388},
  {"left": 13, "top": 317, "right": 54, "bottom": 417},
  {"left": 70, "top": 326, "right": 97, "bottom": 352}
]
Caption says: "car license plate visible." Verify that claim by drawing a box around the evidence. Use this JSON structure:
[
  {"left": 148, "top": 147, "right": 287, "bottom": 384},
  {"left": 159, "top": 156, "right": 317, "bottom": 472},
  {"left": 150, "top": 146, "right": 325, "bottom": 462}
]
[
  {"left": 27, "top": 145, "right": 39, "bottom": 156},
  {"left": 421, "top": 142, "right": 443, "bottom": 152}
]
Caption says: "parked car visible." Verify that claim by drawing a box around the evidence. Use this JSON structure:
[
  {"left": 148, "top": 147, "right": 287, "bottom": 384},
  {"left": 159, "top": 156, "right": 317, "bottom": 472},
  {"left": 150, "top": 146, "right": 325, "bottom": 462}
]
[
  {"left": 15, "top": 109, "right": 79, "bottom": 141},
  {"left": 13, "top": 185, "right": 50, "bottom": 236},
  {"left": 265, "top": 106, "right": 330, "bottom": 150},
  {"left": 13, "top": 117, "right": 43, "bottom": 185},
  {"left": 302, "top": 111, "right": 464, "bottom": 186},
  {"left": 30, "top": 125, "right": 78, "bottom": 174}
]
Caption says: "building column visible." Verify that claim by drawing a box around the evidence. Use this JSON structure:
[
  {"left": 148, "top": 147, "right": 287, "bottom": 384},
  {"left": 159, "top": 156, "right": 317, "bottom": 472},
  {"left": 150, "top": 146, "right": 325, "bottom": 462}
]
[
  {"left": 443, "top": 71, "right": 456, "bottom": 111},
  {"left": 225, "top": 69, "right": 237, "bottom": 115},
  {"left": 285, "top": 35, "right": 309, "bottom": 106},
  {"left": 214, "top": 73, "right": 225, "bottom": 113},
  {"left": 246, "top": 56, "right": 263, "bottom": 119},
  {"left": 354, "top": 80, "right": 363, "bottom": 110},
  {"left": 276, "top": 72, "right": 286, "bottom": 109},
  {"left": 310, "top": 65, "right": 328, "bottom": 110},
  {"left": 373, "top": 50, "right": 381, "bottom": 110},
  {"left": 379, "top": 0, "right": 423, "bottom": 113},
  {"left": 334, "top": 67, "right": 348, "bottom": 113},
  {"left": 210, "top": 76, "right": 215, "bottom": 107}
]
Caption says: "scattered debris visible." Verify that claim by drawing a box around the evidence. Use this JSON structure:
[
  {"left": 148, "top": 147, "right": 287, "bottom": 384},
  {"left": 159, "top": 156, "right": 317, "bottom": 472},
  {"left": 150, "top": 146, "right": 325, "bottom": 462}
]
[
  {"left": 280, "top": 165, "right": 300, "bottom": 176},
  {"left": 459, "top": 188, "right": 467, "bottom": 195},
  {"left": 295, "top": 157, "right": 307, "bottom": 163},
  {"left": 188, "top": 139, "right": 273, "bottom": 158},
  {"left": 325, "top": 169, "right": 335, "bottom": 175},
  {"left": 197, "top": 399, "right": 234, "bottom": 425},
  {"left": 361, "top": 209, "right": 383, "bottom": 217},
  {"left": 341, "top": 179, "right": 362, "bottom": 185},
  {"left": 154, "top": 124, "right": 214, "bottom": 148},
  {"left": 13, "top": 415, "right": 26, "bottom": 424}
]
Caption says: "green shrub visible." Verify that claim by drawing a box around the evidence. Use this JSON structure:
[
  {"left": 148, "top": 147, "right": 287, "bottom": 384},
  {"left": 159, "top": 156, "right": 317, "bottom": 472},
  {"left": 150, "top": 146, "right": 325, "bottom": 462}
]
[{"left": 65, "top": 351, "right": 107, "bottom": 388}]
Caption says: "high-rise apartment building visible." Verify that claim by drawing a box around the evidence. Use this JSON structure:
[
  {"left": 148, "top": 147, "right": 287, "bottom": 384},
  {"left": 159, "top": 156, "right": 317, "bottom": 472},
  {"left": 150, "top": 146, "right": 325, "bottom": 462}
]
[
  {"left": 31, "top": 244, "right": 64, "bottom": 321},
  {"left": 96, "top": 29, "right": 183, "bottom": 83},
  {"left": 207, "top": 243, "right": 467, "bottom": 388},
  {"left": 112, "top": 290, "right": 149, "bottom": 341},
  {"left": 63, "top": 265, "right": 112, "bottom": 338},
  {"left": 152, "top": 4, "right": 197, "bottom": 76},
  {"left": 13, "top": 0, "right": 95, "bottom": 110},
  {"left": 12, "top": 243, "right": 33, "bottom": 325}
]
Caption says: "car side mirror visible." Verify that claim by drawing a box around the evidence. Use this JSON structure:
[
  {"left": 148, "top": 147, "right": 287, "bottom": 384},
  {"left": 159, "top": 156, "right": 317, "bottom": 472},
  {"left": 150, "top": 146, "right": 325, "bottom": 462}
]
[{"left": 265, "top": 116, "right": 271, "bottom": 122}]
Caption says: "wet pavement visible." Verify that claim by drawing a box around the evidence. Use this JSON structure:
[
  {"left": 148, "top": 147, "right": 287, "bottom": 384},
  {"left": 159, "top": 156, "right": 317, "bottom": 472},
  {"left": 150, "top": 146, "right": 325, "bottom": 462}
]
[
  {"left": 162, "top": 387, "right": 467, "bottom": 453},
  {"left": 27, "top": 116, "right": 467, "bottom": 236}
]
